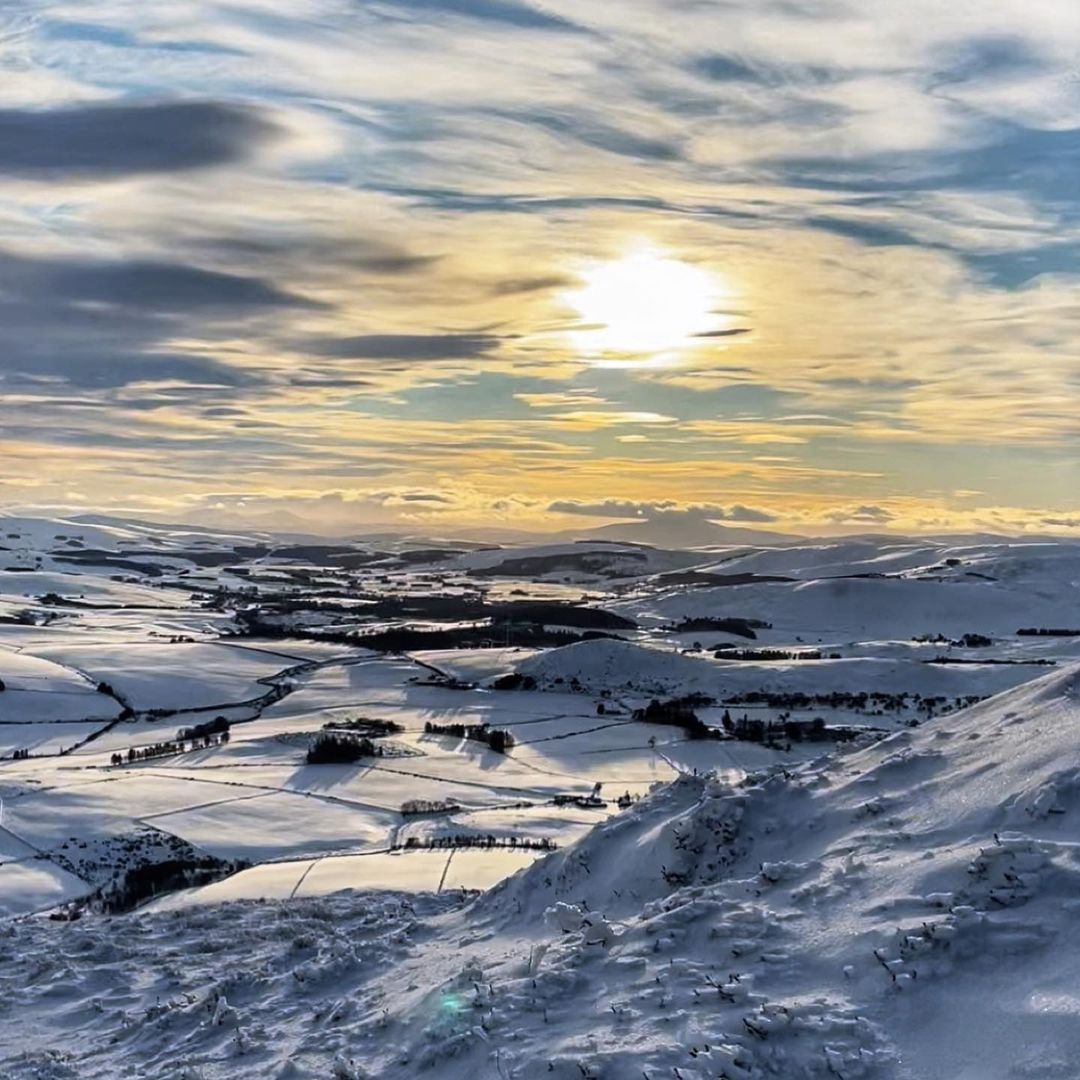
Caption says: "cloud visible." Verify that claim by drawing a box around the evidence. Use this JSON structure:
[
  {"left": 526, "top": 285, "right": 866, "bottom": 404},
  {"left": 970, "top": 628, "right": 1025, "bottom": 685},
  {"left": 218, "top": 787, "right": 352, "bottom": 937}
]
[
  {"left": 541, "top": 411, "right": 678, "bottom": 428},
  {"left": 377, "top": 490, "right": 456, "bottom": 505},
  {"left": 378, "top": 0, "right": 584, "bottom": 32},
  {"left": 43, "top": 259, "right": 315, "bottom": 312},
  {"left": 929, "top": 33, "right": 1046, "bottom": 86},
  {"left": 0, "top": 2, "right": 1076, "bottom": 533},
  {"left": 489, "top": 273, "right": 574, "bottom": 296},
  {"left": 689, "top": 54, "right": 763, "bottom": 83},
  {"left": 826, "top": 504, "right": 896, "bottom": 525},
  {"left": 515, "top": 391, "right": 608, "bottom": 408},
  {"left": 492, "top": 108, "right": 683, "bottom": 162},
  {"left": 0, "top": 100, "right": 283, "bottom": 179},
  {"left": 303, "top": 334, "right": 504, "bottom": 361},
  {"left": 547, "top": 499, "right": 778, "bottom": 522},
  {"left": 207, "top": 236, "right": 440, "bottom": 277},
  {"left": 0, "top": 249, "right": 307, "bottom": 388}
]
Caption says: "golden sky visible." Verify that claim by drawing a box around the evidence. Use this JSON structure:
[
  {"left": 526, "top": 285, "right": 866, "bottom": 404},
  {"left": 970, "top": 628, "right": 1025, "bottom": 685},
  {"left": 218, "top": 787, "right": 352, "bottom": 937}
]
[{"left": 0, "top": 0, "right": 1078, "bottom": 536}]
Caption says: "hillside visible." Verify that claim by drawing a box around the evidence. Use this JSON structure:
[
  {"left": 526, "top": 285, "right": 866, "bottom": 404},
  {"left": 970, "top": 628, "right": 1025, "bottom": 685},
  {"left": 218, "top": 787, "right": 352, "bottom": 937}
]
[
  {"left": 513, "top": 636, "right": 1052, "bottom": 705},
  {"left": 3, "top": 666, "right": 1080, "bottom": 1078}
]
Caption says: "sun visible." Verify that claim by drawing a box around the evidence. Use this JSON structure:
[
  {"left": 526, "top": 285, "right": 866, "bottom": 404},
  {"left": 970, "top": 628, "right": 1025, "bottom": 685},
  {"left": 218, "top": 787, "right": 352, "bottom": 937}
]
[{"left": 565, "top": 246, "right": 724, "bottom": 355}]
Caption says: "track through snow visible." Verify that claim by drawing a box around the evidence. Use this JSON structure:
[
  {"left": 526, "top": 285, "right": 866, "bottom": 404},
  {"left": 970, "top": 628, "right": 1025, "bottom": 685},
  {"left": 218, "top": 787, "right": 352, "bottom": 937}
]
[{"left": 3, "top": 664, "right": 1080, "bottom": 1078}]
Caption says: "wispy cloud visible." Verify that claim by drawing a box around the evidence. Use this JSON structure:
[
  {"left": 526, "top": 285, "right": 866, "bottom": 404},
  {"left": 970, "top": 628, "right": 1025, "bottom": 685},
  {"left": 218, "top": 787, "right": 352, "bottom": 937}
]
[{"left": 0, "top": 0, "right": 1075, "bottom": 531}]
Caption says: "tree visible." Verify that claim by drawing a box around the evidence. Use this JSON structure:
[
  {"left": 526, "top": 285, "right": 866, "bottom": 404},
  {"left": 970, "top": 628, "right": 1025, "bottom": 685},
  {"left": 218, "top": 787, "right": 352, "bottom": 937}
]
[{"left": 306, "top": 733, "right": 377, "bottom": 764}]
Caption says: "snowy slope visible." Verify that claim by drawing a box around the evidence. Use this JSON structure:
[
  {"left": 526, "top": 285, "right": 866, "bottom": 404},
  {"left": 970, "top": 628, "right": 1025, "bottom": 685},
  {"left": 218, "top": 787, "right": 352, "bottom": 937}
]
[
  {"left": 514, "top": 636, "right": 1045, "bottom": 701},
  {"left": 622, "top": 573, "right": 1080, "bottom": 641},
  {"left": 30, "top": 642, "right": 295, "bottom": 712},
  {"left": 0, "top": 512, "right": 270, "bottom": 555},
  {"left": 3, "top": 665, "right": 1080, "bottom": 1078},
  {"left": 0, "top": 646, "right": 119, "bottom": 724},
  {"left": 691, "top": 537, "right": 1080, "bottom": 585}
]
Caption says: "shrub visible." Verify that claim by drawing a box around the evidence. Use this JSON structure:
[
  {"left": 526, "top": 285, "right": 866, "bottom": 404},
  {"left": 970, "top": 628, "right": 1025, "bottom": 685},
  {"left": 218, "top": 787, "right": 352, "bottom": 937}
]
[
  {"left": 323, "top": 716, "right": 402, "bottom": 736},
  {"left": 490, "top": 672, "right": 536, "bottom": 691},
  {"left": 401, "top": 798, "right": 460, "bottom": 815}
]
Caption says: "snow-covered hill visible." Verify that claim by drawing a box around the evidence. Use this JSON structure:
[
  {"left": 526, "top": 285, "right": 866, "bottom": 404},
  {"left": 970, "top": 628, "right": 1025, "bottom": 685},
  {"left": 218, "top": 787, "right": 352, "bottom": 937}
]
[
  {"left": 514, "top": 636, "right": 1052, "bottom": 706},
  {"left": 450, "top": 539, "right": 708, "bottom": 581},
  {"left": 4, "top": 665, "right": 1080, "bottom": 1078},
  {"left": 0, "top": 511, "right": 273, "bottom": 555},
  {"left": 621, "top": 571, "right": 1080, "bottom": 641},
  {"left": 1, "top": 512, "right": 1079, "bottom": 1079}
]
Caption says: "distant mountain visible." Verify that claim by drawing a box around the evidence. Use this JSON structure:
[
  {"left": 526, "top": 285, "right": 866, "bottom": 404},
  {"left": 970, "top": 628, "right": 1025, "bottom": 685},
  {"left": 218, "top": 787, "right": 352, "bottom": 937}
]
[{"left": 570, "top": 515, "right": 800, "bottom": 549}]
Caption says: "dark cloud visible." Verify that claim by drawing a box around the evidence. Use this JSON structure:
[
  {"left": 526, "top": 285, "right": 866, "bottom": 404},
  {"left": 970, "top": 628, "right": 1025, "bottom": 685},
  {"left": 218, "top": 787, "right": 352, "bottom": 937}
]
[
  {"left": 372, "top": 185, "right": 700, "bottom": 216},
  {"left": 803, "top": 216, "right": 918, "bottom": 248},
  {"left": 303, "top": 333, "right": 503, "bottom": 361},
  {"left": 396, "top": 492, "right": 455, "bottom": 503},
  {"left": 689, "top": 54, "right": 762, "bottom": 83},
  {"left": 0, "top": 100, "right": 283, "bottom": 179},
  {"left": 377, "top": 0, "right": 584, "bottom": 33},
  {"left": 930, "top": 34, "right": 1046, "bottom": 87},
  {"left": 0, "top": 249, "right": 307, "bottom": 389},
  {"left": 44, "top": 260, "right": 314, "bottom": 313},
  {"left": 693, "top": 327, "right": 752, "bottom": 338},
  {"left": 200, "top": 406, "right": 250, "bottom": 418},
  {"left": 490, "top": 273, "right": 574, "bottom": 296},
  {"left": 0, "top": 352, "right": 256, "bottom": 390},
  {"left": 548, "top": 499, "right": 777, "bottom": 522},
  {"left": 690, "top": 52, "right": 841, "bottom": 88},
  {"left": 207, "top": 236, "right": 439, "bottom": 276}
]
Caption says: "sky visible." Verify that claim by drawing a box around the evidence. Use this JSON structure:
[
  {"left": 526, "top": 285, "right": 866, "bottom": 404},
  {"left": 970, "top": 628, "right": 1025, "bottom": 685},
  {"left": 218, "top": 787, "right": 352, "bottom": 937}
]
[{"left": 1, "top": 0, "right": 1078, "bottom": 537}]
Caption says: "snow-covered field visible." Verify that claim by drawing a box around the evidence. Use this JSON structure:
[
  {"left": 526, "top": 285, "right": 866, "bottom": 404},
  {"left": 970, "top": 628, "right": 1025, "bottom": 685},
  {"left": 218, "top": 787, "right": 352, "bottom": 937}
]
[{"left": 1, "top": 514, "right": 1079, "bottom": 1078}]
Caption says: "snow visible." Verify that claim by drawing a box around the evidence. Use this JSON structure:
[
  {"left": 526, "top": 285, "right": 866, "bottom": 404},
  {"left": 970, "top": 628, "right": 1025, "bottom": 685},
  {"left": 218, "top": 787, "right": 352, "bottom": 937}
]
[
  {"left": 30, "top": 642, "right": 295, "bottom": 712},
  {"left": 0, "top": 666, "right": 1077, "bottom": 1076},
  {"left": 0, "top": 568, "right": 192, "bottom": 607},
  {"left": 0, "top": 859, "right": 89, "bottom": 917},
  {"left": 0, "top": 722, "right": 110, "bottom": 757},
  {"left": 623, "top": 572, "right": 1080, "bottom": 640},
  {"left": 146, "top": 848, "right": 541, "bottom": 910},
  {"left": 146, "top": 791, "right": 397, "bottom": 862},
  {"left": 0, "top": 511, "right": 269, "bottom": 556},
  {"left": 411, "top": 647, "right": 539, "bottom": 682},
  {"left": 1, "top": 516, "right": 1080, "bottom": 1079},
  {"left": 514, "top": 636, "right": 1040, "bottom": 705},
  {"left": 0, "top": 646, "right": 119, "bottom": 725}
]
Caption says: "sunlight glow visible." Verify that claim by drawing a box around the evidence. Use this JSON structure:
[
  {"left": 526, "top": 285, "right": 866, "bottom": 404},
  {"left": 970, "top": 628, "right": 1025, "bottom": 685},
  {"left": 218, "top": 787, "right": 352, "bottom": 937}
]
[{"left": 565, "top": 247, "right": 725, "bottom": 355}]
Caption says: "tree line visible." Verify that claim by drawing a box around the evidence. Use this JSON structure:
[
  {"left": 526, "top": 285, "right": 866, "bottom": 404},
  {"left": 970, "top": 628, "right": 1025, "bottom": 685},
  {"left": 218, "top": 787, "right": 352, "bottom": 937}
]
[
  {"left": 398, "top": 834, "right": 556, "bottom": 851},
  {"left": 423, "top": 721, "right": 515, "bottom": 753},
  {"left": 109, "top": 727, "right": 230, "bottom": 767}
]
